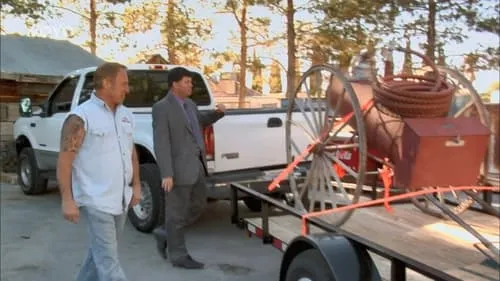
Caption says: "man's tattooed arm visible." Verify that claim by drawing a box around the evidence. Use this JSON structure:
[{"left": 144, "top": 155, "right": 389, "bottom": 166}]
[
  {"left": 57, "top": 114, "right": 86, "bottom": 202},
  {"left": 60, "top": 114, "right": 86, "bottom": 152}
]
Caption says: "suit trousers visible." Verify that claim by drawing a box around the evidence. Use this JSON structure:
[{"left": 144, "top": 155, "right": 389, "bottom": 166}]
[{"left": 165, "top": 159, "right": 207, "bottom": 262}]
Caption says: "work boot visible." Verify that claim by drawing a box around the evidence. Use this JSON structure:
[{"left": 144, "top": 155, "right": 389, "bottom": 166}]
[{"left": 172, "top": 255, "right": 204, "bottom": 269}]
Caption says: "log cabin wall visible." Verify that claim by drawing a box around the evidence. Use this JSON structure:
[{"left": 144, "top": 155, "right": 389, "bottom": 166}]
[
  {"left": 0, "top": 77, "right": 59, "bottom": 172},
  {"left": 0, "top": 34, "right": 107, "bottom": 173}
]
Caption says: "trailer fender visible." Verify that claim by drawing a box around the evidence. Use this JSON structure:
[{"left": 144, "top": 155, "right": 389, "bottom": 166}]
[{"left": 279, "top": 233, "right": 382, "bottom": 281}]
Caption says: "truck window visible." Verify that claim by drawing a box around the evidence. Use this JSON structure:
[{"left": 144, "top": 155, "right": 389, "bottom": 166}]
[
  {"left": 49, "top": 76, "right": 79, "bottom": 115},
  {"left": 79, "top": 73, "right": 94, "bottom": 105},
  {"left": 79, "top": 69, "right": 211, "bottom": 107}
]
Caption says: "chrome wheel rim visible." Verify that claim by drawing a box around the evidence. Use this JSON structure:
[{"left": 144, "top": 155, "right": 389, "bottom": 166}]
[
  {"left": 20, "top": 157, "right": 32, "bottom": 187},
  {"left": 132, "top": 181, "right": 153, "bottom": 220}
]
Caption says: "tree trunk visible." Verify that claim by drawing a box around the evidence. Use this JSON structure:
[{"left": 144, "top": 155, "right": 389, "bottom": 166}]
[
  {"left": 310, "top": 45, "right": 324, "bottom": 95},
  {"left": 167, "top": 0, "right": 177, "bottom": 64},
  {"left": 238, "top": 0, "right": 248, "bottom": 108},
  {"left": 89, "top": 0, "right": 97, "bottom": 55},
  {"left": 426, "top": 0, "right": 436, "bottom": 63},
  {"left": 286, "top": 0, "right": 296, "bottom": 100},
  {"left": 402, "top": 37, "right": 413, "bottom": 75}
]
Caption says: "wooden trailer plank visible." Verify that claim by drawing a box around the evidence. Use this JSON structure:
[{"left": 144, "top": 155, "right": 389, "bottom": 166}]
[
  {"left": 244, "top": 202, "right": 499, "bottom": 281},
  {"left": 244, "top": 216, "right": 434, "bottom": 281}
]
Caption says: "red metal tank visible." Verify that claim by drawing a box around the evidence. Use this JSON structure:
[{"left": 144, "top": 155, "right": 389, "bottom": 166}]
[
  {"left": 327, "top": 79, "right": 405, "bottom": 166},
  {"left": 327, "top": 78, "right": 490, "bottom": 189}
]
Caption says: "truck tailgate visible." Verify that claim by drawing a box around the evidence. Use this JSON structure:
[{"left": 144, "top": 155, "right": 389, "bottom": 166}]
[{"left": 212, "top": 111, "right": 311, "bottom": 173}]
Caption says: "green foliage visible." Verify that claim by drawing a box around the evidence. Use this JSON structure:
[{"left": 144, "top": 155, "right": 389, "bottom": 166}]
[
  {"left": 121, "top": 1, "right": 162, "bottom": 34},
  {"left": 250, "top": 51, "right": 265, "bottom": 92},
  {"left": 203, "top": 51, "right": 240, "bottom": 76},
  {"left": 215, "top": 0, "right": 274, "bottom": 51},
  {"left": 51, "top": 0, "right": 132, "bottom": 54},
  {"left": 159, "top": 0, "right": 212, "bottom": 65},
  {"left": 398, "top": 0, "right": 498, "bottom": 66},
  {"left": 1, "top": 0, "right": 48, "bottom": 19},
  {"left": 299, "top": 0, "right": 399, "bottom": 70},
  {"left": 462, "top": 48, "right": 500, "bottom": 73},
  {"left": 312, "top": 0, "right": 399, "bottom": 36}
]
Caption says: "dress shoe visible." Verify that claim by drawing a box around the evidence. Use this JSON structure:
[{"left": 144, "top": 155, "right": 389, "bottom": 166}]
[
  {"left": 172, "top": 255, "right": 204, "bottom": 269},
  {"left": 152, "top": 227, "right": 167, "bottom": 260}
]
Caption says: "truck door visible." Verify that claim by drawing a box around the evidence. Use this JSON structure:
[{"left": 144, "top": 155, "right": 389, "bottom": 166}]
[{"left": 34, "top": 76, "right": 79, "bottom": 170}]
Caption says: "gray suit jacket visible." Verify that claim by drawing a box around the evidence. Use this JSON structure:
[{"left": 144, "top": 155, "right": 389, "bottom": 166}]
[{"left": 152, "top": 93, "right": 223, "bottom": 185}]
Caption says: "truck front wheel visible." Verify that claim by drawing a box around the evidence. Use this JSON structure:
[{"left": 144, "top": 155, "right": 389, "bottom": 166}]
[
  {"left": 17, "top": 147, "right": 48, "bottom": 195},
  {"left": 128, "top": 163, "right": 163, "bottom": 233},
  {"left": 285, "top": 249, "right": 336, "bottom": 281}
]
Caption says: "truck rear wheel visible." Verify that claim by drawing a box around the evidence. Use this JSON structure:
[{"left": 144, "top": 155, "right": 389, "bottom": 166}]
[
  {"left": 285, "top": 249, "right": 336, "bottom": 281},
  {"left": 17, "top": 147, "right": 48, "bottom": 195},
  {"left": 128, "top": 163, "right": 163, "bottom": 233}
]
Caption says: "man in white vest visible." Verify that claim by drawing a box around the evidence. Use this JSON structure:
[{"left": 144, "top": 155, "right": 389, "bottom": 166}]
[{"left": 56, "top": 62, "right": 141, "bottom": 281}]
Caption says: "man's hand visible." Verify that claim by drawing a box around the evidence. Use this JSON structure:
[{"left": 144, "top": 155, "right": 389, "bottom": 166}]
[
  {"left": 129, "top": 184, "right": 141, "bottom": 208},
  {"left": 215, "top": 104, "right": 226, "bottom": 113},
  {"left": 62, "top": 199, "right": 79, "bottom": 223},
  {"left": 162, "top": 177, "right": 173, "bottom": 192}
]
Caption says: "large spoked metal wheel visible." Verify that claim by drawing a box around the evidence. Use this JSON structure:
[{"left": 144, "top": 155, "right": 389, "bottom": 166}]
[
  {"left": 285, "top": 64, "right": 367, "bottom": 227},
  {"left": 411, "top": 66, "right": 492, "bottom": 218}
]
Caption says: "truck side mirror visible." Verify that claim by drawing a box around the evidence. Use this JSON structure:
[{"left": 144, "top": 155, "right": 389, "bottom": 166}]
[{"left": 19, "top": 97, "right": 33, "bottom": 117}]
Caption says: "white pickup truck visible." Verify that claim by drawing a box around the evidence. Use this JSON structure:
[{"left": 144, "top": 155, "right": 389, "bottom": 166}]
[{"left": 13, "top": 64, "right": 311, "bottom": 233}]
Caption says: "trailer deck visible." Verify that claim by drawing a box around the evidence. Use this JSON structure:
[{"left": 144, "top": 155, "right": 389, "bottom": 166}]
[{"left": 230, "top": 183, "right": 500, "bottom": 281}]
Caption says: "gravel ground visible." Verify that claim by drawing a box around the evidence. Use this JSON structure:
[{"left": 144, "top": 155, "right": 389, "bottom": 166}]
[{"left": 1, "top": 182, "right": 282, "bottom": 281}]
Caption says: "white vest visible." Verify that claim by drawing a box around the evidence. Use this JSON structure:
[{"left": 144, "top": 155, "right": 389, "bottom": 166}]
[{"left": 70, "top": 94, "right": 134, "bottom": 215}]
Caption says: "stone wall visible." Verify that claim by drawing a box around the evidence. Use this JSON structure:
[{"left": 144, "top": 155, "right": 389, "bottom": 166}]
[{"left": 0, "top": 102, "right": 19, "bottom": 172}]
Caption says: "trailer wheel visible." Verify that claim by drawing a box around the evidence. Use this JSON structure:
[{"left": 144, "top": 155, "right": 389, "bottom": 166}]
[
  {"left": 285, "top": 249, "right": 335, "bottom": 281},
  {"left": 128, "top": 163, "right": 163, "bottom": 233}
]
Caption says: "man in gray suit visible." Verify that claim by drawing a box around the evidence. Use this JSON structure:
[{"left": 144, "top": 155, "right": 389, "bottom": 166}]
[{"left": 151, "top": 67, "right": 225, "bottom": 269}]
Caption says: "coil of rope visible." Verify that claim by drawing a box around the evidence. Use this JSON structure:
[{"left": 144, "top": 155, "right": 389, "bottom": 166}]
[{"left": 372, "top": 47, "right": 455, "bottom": 118}]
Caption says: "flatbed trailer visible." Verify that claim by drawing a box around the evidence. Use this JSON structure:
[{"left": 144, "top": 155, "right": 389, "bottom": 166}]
[{"left": 229, "top": 182, "right": 500, "bottom": 281}]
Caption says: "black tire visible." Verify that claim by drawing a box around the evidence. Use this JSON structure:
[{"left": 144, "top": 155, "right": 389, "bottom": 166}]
[
  {"left": 285, "top": 249, "right": 336, "bottom": 281},
  {"left": 243, "top": 197, "right": 262, "bottom": 212},
  {"left": 17, "top": 147, "right": 48, "bottom": 195},
  {"left": 128, "top": 163, "right": 164, "bottom": 233}
]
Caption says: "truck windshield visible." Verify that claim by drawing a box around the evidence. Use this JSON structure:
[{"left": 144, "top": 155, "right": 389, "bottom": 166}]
[{"left": 79, "top": 69, "right": 211, "bottom": 107}]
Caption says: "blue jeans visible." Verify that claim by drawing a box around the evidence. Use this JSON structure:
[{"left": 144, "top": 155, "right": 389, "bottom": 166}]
[{"left": 76, "top": 206, "right": 127, "bottom": 281}]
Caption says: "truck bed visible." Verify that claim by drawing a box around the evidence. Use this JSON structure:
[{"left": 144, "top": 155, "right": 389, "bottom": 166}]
[{"left": 244, "top": 202, "right": 499, "bottom": 281}]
